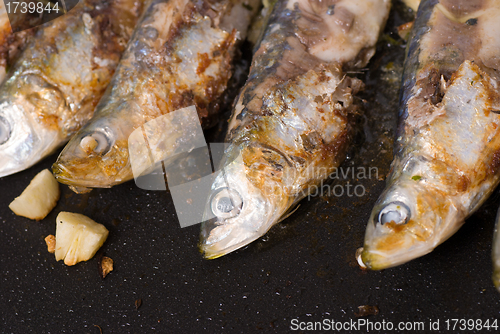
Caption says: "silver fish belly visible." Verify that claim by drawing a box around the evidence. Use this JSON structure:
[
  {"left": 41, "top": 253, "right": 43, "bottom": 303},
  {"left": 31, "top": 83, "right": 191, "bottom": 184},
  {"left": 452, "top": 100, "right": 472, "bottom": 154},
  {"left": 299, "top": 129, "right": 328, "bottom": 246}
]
[
  {"left": 52, "top": 0, "right": 260, "bottom": 190},
  {"left": 361, "top": 0, "right": 500, "bottom": 270},
  {"left": 199, "top": 0, "right": 390, "bottom": 259},
  {"left": 0, "top": 0, "right": 143, "bottom": 178}
]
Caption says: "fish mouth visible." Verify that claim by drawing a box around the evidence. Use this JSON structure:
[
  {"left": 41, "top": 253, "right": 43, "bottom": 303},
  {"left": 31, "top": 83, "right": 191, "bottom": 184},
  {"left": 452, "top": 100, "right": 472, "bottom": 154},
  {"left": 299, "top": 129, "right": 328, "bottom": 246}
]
[
  {"left": 361, "top": 185, "right": 462, "bottom": 270},
  {"left": 198, "top": 147, "right": 291, "bottom": 258},
  {"left": 51, "top": 162, "right": 100, "bottom": 188},
  {"left": 361, "top": 219, "right": 424, "bottom": 270},
  {"left": 52, "top": 159, "right": 132, "bottom": 189},
  {"left": 360, "top": 242, "right": 434, "bottom": 270},
  {"left": 361, "top": 184, "right": 435, "bottom": 270},
  {"left": 199, "top": 217, "right": 262, "bottom": 259},
  {"left": 52, "top": 127, "right": 132, "bottom": 189},
  {"left": 199, "top": 185, "right": 263, "bottom": 259},
  {"left": 362, "top": 210, "right": 442, "bottom": 270},
  {"left": 199, "top": 169, "right": 275, "bottom": 259}
]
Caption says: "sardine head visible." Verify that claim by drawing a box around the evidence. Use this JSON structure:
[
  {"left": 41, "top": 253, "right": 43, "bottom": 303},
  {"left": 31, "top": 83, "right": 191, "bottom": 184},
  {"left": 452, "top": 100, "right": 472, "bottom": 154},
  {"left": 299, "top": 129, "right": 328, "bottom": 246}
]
[
  {"left": 361, "top": 176, "right": 461, "bottom": 270},
  {"left": 52, "top": 124, "right": 130, "bottom": 189},
  {"left": 0, "top": 101, "right": 59, "bottom": 177},
  {"left": 199, "top": 147, "right": 290, "bottom": 259}
]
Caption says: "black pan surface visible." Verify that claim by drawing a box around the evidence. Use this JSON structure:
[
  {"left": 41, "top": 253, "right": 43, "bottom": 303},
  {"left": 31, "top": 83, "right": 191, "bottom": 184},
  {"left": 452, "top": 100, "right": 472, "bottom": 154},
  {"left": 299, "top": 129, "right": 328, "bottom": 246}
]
[{"left": 1, "top": 2, "right": 500, "bottom": 333}]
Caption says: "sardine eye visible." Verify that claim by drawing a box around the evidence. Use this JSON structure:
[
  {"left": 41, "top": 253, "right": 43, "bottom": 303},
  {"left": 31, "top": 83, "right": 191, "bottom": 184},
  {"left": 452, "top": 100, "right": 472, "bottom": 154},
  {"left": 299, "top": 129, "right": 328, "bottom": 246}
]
[
  {"left": 142, "top": 27, "right": 158, "bottom": 40},
  {"left": 327, "top": 5, "right": 335, "bottom": 15},
  {"left": 0, "top": 116, "right": 11, "bottom": 145},
  {"left": 210, "top": 187, "right": 243, "bottom": 219},
  {"left": 79, "top": 131, "right": 111, "bottom": 155},
  {"left": 377, "top": 201, "right": 411, "bottom": 225}
]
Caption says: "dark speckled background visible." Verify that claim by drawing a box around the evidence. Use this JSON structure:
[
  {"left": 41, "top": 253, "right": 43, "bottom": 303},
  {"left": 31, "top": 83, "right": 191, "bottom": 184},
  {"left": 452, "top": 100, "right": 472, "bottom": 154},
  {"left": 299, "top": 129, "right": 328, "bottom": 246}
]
[{"left": 1, "top": 2, "right": 500, "bottom": 333}]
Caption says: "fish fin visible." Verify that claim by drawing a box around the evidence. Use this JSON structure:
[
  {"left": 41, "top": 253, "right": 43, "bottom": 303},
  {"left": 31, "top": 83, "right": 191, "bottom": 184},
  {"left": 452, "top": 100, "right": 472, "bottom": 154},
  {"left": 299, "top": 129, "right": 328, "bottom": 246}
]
[{"left": 277, "top": 204, "right": 301, "bottom": 224}]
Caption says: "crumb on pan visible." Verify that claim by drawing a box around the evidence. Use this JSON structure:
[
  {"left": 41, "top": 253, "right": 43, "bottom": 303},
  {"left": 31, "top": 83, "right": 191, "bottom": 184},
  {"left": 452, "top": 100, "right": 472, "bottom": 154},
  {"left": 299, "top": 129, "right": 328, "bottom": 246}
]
[
  {"left": 355, "top": 305, "right": 379, "bottom": 317},
  {"left": 100, "top": 256, "right": 114, "bottom": 278},
  {"left": 45, "top": 235, "right": 56, "bottom": 253}
]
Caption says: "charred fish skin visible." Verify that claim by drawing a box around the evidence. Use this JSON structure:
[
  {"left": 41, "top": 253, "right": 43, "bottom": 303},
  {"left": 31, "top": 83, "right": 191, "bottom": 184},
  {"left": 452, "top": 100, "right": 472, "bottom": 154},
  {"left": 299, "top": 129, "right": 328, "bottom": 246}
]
[
  {"left": 362, "top": 0, "right": 500, "bottom": 270},
  {"left": 0, "top": 2, "right": 39, "bottom": 83},
  {"left": 199, "top": 0, "right": 391, "bottom": 259},
  {"left": 52, "top": 0, "right": 260, "bottom": 190},
  {"left": 0, "top": 0, "right": 144, "bottom": 178}
]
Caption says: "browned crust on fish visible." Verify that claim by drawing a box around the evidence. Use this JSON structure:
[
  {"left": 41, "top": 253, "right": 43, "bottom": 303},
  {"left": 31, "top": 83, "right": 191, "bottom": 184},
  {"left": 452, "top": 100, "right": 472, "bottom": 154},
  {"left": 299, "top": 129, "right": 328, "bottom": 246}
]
[
  {"left": 158, "top": 2, "right": 239, "bottom": 127},
  {"left": 439, "top": 0, "right": 486, "bottom": 17}
]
